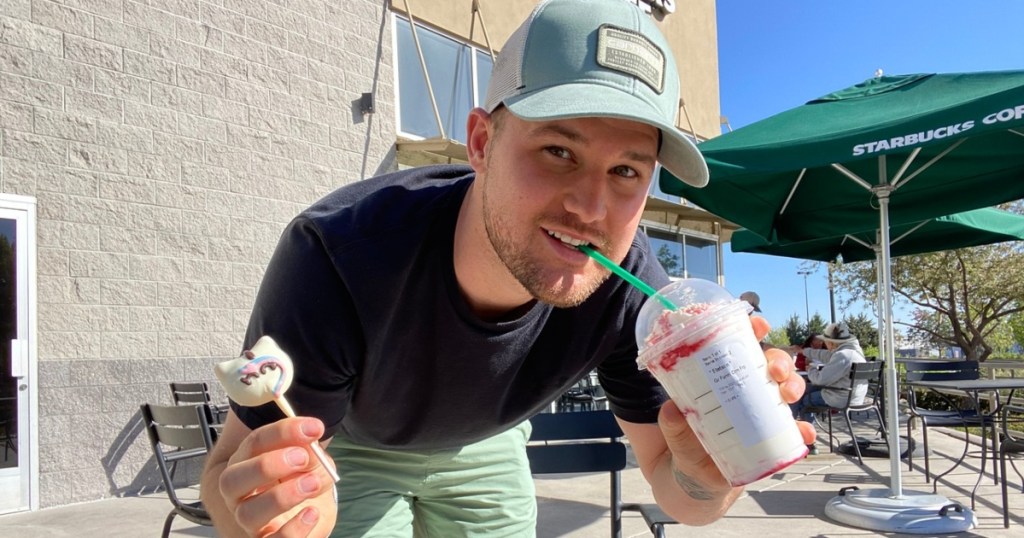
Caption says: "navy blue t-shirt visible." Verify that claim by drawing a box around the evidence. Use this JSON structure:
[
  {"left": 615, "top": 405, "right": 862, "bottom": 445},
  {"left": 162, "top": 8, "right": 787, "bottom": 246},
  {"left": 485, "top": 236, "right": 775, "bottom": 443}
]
[{"left": 234, "top": 165, "right": 670, "bottom": 449}]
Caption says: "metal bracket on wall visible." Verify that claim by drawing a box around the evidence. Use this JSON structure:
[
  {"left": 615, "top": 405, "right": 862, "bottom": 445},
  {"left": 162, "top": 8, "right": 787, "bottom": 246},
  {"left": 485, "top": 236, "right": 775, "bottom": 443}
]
[{"left": 359, "top": 92, "right": 375, "bottom": 115}]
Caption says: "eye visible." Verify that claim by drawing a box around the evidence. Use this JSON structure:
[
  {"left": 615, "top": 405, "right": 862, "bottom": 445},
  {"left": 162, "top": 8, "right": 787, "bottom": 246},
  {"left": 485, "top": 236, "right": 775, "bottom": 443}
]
[
  {"left": 611, "top": 165, "right": 640, "bottom": 179},
  {"left": 544, "top": 146, "right": 572, "bottom": 160}
]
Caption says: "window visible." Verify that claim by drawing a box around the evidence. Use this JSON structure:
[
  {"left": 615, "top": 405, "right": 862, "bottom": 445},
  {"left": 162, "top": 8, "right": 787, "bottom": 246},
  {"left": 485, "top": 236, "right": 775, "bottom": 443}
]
[
  {"left": 647, "top": 229, "right": 685, "bottom": 278},
  {"left": 684, "top": 236, "right": 718, "bottom": 282},
  {"left": 645, "top": 228, "right": 719, "bottom": 282},
  {"left": 394, "top": 16, "right": 493, "bottom": 144}
]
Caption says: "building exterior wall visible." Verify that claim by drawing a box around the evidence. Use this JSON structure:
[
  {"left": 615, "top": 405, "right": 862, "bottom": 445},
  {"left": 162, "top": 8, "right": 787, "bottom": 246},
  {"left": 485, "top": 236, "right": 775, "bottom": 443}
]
[
  {"left": 0, "top": 0, "right": 395, "bottom": 507},
  {"left": 0, "top": 0, "right": 718, "bottom": 510}
]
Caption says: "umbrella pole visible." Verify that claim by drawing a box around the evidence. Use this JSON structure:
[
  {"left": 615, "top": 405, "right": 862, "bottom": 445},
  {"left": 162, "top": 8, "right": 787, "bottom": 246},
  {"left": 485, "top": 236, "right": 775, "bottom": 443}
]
[
  {"left": 878, "top": 194, "right": 904, "bottom": 498},
  {"left": 824, "top": 190, "right": 975, "bottom": 534}
]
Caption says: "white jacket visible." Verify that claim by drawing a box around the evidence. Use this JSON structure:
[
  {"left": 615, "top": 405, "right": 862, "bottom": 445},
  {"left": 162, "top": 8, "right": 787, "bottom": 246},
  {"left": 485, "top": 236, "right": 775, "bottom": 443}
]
[{"left": 803, "top": 340, "right": 867, "bottom": 408}]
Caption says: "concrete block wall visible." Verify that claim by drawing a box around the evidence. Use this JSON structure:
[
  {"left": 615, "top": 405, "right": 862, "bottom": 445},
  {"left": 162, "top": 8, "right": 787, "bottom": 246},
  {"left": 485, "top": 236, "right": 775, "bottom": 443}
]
[{"left": 0, "top": 0, "right": 396, "bottom": 507}]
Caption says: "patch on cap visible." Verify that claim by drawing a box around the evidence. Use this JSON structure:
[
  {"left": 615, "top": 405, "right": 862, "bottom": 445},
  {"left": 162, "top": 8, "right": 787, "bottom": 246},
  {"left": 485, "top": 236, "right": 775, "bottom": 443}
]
[{"left": 596, "top": 25, "right": 665, "bottom": 94}]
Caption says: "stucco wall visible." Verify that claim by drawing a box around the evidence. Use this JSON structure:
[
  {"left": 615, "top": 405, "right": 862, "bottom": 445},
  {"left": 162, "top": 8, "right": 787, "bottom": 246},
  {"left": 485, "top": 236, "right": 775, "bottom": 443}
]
[{"left": 0, "top": 0, "right": 396, "bottom": 507}]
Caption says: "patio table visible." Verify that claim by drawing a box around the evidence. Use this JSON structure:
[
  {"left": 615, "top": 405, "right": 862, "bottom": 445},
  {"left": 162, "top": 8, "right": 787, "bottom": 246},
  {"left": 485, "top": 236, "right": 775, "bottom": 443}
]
[{"left": 906, "top": 377, "right": 1024, "bottom": 527}]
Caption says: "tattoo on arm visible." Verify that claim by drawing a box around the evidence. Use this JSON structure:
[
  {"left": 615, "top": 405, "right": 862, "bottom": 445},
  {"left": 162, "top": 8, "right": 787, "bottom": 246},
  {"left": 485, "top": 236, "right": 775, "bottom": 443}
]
[{"left": 672, "top": 467, "right": 715, "bottom": 501}]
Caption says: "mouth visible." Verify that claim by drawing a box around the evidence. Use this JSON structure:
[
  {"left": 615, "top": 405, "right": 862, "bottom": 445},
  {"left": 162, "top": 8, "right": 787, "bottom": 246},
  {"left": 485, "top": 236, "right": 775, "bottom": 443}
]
[{"left": 544, "top": 228, "right": 593, "bottom": 250}]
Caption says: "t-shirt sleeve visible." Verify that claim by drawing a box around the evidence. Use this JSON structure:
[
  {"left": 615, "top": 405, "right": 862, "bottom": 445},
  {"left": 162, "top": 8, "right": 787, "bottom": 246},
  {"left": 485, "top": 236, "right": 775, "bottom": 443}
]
[
  {"left": 231, "top": 217, "right": 362, "bottom": 441},
  {"left": 597, "top": 334, "right": 668, "bottom": 424}
]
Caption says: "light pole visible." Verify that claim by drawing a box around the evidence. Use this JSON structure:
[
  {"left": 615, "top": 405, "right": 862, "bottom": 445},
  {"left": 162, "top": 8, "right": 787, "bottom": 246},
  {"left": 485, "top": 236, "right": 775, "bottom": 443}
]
[{"left": 797, "top": 270, "right": 811, "bottom": 322}]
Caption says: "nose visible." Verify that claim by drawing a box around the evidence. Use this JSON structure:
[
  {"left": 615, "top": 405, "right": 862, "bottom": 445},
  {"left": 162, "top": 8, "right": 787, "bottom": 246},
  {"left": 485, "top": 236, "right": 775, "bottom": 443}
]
[{"left": 562, "top": 174, "right": 607, "bottom": 223}]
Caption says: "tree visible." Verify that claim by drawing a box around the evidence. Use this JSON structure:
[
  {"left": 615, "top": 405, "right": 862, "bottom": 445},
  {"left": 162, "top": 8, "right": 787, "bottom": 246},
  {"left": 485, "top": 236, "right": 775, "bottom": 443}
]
[
  {"left": 1007, "top": 311, "right": 1024, "bottom": 355},
  {"left": 832, "top": 241, "right": 1024, "bottom": 362},
  {"left": 780, "top": 312, "right": 828, "bottom": 344},
  {"left": 782, "top": 313, "right": 804, "bottom": 345},
  {"left": 763, "top": 327, "right": 791, "bottom": 348},
  {"left": 807, "top": 313, "right": 827, "bottom": 337},
  {"left": 843, "top": 312, "right": 879, "bottom": 349},
  {"left": 655, "top": 244, "right": 681, "bottom": 278}
]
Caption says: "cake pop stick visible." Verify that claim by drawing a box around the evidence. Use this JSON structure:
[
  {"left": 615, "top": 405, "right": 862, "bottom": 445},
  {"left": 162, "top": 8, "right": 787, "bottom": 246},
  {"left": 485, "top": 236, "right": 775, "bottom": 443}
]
[{"left": 215, "top": 335, "right": 340, "bottom": 483}]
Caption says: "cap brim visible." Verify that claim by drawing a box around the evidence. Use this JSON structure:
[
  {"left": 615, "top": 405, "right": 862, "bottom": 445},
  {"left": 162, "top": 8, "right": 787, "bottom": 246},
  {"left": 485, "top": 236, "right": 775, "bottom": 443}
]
[
  {"left": 503, "top": 84, "right": 709, "bottom": 188},
  {"left": 751, "top": 305, "right": 762, "bottom": 313}
]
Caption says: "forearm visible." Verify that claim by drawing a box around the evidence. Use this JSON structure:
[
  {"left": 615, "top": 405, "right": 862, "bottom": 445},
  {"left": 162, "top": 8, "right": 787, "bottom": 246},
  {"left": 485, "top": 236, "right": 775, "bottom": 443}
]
[{"left": 647, "top": 450, "right": 744, "bottom": 526}]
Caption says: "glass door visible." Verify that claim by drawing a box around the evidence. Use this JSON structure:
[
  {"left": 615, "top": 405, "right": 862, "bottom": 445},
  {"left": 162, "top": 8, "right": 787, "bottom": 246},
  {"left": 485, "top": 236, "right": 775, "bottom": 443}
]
[{"left": 0, "top": 195, "right": 36, "bottom": 514}]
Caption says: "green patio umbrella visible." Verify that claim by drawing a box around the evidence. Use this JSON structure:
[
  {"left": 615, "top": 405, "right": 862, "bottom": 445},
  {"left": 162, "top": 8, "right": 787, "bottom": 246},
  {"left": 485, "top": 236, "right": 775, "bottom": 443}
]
[
  {"left": 666, "top": 71, "right": 1024, "bottom": 244},
  {"left": 661, "top": 71, "right": 1024, "bottom": 533},
  {"left": 730, "top": 207, "right": 1024, "bottom": 263}
]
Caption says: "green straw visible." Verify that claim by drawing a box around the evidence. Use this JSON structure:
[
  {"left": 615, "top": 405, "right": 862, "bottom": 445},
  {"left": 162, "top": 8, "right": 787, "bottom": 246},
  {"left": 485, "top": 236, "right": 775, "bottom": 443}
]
[{"left": 577, "top": 245, "right": 677, "bottom": 310}]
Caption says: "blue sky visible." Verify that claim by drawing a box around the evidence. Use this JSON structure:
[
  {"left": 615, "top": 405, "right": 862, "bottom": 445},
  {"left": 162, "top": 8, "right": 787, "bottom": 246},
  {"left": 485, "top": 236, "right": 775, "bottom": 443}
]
[{"left": 713, "top": 1, "right": 1024, "bottom": 332}]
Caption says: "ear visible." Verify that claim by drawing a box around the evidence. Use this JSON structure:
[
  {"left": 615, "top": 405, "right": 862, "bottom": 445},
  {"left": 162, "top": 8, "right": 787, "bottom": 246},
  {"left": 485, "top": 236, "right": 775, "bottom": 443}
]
[{"left": 465, "top": 107, "right": 492, "bottom": 171}]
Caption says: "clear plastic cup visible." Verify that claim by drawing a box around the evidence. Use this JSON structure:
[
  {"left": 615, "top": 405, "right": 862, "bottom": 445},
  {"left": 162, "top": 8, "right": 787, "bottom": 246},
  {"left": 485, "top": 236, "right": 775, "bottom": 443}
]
[{"left": 635, "top": 279, "right": 807, "bottom": 486}]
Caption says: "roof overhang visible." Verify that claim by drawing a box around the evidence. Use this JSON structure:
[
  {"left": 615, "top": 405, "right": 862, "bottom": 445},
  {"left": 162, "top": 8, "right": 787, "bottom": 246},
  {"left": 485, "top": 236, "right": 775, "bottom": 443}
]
[{"left": 643, "top": 197, "right": 738, "bottom": 242}]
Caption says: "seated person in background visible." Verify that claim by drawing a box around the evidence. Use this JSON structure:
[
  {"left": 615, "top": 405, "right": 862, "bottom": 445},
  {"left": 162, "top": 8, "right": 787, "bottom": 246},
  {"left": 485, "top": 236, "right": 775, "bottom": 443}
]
[
  {"left": 793, "top": 333, "right": 826, "bottom": 371},
  {"left": 788, "top": 322, "right": 867, "bottom": 454}
]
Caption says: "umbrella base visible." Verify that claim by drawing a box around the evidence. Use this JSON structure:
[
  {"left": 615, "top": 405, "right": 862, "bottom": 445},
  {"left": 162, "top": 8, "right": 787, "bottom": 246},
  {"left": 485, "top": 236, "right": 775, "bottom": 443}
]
[
  {"left": 835, "top": 435, "right": 922, "bottom": 459},
  {"left": 825, "top": 487, "right": 976, "bottom": 534}
]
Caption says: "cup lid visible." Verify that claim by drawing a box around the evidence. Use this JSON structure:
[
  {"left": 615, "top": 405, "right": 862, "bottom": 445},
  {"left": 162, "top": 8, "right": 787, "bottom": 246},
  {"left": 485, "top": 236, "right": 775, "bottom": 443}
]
[{"left": 635, "top": 279, "right": 752, "bottom": 368}]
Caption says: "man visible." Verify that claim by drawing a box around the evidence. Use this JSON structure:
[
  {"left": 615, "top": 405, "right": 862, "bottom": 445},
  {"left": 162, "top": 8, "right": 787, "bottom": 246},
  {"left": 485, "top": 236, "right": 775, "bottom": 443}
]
[
  {"left": 200, "top": 1, "right": 812, "bottom": 536},
  {"left": 789, "top": 322, "right": 866, "bottom": 455}
]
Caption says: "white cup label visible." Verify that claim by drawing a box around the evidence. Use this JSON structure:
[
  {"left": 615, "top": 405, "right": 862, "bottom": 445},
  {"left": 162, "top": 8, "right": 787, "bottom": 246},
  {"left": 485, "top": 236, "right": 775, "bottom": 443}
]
[{"left": 695, "top": 333, "right": 791, "bottom": 447}]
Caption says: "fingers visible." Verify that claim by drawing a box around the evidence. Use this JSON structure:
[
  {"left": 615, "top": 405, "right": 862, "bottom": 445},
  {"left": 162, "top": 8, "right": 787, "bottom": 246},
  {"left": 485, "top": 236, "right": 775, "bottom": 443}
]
[
  {"left": 224, "top": 418, "right": 324, "bottom": 495},
  {"left": 764, "top": 348, "right": 805, "bottom": 404},
  {"left": 220, "top": 418, "right": 333, "bottom": 535},
  {"left": 765, "top": 348, "right": 792, "bottom": 381},
  {"left": 796, "top": 420, "right": 817, "bottom": 445},
  {"left": 272, "top": 506, "right": 321, "bottom": 537},
  {"left": 233, "top": 472, "right": 328, "bottom": 536},
  {"left": 749, "top": 315, "right": 770, "bottom": 341}
]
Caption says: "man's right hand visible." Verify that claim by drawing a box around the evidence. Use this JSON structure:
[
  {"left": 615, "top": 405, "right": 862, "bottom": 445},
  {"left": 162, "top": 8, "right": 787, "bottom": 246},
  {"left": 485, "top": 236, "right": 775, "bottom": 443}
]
[{"left": 201, "top": 412, "right": 338, "bottom": 537}]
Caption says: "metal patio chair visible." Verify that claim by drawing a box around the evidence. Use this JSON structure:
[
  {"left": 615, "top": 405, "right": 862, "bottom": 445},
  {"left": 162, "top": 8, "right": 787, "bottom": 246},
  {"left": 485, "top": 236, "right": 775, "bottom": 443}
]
[
  {"left": 528, "top": 409, "right": 677, "bottom": 537},
  {"left": 903, "top": 360, "right": 993, "bottom": 487},
  {"left": 140, "top": 402, "right": 217, "bottom": 538}
]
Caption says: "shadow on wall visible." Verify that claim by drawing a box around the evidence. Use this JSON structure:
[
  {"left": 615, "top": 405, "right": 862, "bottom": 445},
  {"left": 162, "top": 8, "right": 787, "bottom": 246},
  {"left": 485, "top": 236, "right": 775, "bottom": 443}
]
[
  {"left": 100, "top": 408, "right": 204, "bottom": 497},
  {"left": 361, "top": 3, "right": 398, "bottom": 182}
]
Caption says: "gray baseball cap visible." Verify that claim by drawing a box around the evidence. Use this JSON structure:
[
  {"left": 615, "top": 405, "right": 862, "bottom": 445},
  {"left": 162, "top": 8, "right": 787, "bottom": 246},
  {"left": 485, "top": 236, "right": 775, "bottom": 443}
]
[{"left": 483, "top": 0, "right": 709, "bottom": 188}]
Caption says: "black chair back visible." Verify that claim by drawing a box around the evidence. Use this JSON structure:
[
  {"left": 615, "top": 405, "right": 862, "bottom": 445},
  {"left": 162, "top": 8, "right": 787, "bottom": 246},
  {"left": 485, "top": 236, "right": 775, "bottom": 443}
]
[
  {"left": 901, "top": 360, "right": 989, "bottom": 484},
  {"left": 140, "top": 403, "right": 216, "bottom": 537},
  {"left": 904, "top": 360, "right": 980, "bottom": 383},
  {"left": 529, "top": 410, "right": 626, "bottom": 475},
  {"left": 529, "top": 411, "right": 626, "bottom": 537},
  {"left": 843, "top": 361, "right": 885, "bottom": 408},
  {"left": 528, "top": 410, "right": 677, "bottom": 537}
]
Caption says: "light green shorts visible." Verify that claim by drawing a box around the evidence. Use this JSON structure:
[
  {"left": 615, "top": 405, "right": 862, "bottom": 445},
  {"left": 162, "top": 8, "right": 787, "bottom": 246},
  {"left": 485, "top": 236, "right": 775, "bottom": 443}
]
[{"left": 327, "top": 420, "right": 537, "bottom": 538}]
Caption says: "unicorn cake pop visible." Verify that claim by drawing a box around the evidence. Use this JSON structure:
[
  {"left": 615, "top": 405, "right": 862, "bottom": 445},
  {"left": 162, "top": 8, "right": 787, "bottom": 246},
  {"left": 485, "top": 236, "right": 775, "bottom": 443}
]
[{"left": 215, "top": 335, "right": 340, "bottom": 482}]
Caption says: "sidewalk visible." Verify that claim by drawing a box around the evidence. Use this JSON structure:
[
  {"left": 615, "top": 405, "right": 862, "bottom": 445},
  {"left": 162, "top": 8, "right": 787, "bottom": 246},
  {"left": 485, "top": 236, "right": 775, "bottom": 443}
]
[{"left": 1, "top": 421, "right": 1021, "bottom": 537}]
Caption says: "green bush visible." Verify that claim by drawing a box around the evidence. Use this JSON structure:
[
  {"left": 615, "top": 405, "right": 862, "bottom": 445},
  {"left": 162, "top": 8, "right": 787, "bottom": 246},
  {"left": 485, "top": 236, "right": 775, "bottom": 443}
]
[{"left": 910, "top": 388, "right": 973, "bottom": 411}]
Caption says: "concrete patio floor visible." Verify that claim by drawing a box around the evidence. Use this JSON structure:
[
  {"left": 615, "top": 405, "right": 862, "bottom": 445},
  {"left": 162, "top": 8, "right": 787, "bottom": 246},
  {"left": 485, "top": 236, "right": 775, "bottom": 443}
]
[{"left": 1, "top": 420, "right": 1022, "bottom": 537}]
